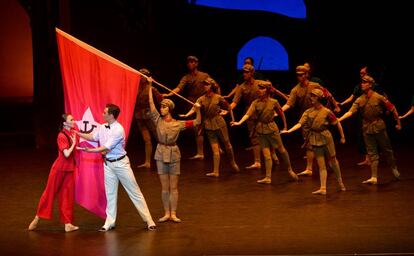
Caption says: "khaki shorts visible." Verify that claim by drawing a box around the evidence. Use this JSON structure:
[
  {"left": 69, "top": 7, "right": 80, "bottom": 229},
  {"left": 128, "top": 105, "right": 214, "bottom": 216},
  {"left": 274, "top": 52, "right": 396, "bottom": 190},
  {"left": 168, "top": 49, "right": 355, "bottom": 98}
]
[
  {"left": 205, "top": 126, "right": 230, "bottom": 144},
  {"left": 312, "top": 137, "right": 336, "bottom": 158},
  {"left": 258, "top": 132, "right": 284, "bottom": 149},
  {"left": 156, "top": 160, "right": 180, "bottom": 175}
]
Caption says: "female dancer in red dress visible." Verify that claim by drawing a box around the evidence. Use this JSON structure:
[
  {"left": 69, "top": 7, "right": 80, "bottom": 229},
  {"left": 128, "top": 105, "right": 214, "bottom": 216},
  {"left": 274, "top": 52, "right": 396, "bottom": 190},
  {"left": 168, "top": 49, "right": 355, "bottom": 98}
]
[{"left": 28, "top": 113, "right": 79, "bottom": 232}]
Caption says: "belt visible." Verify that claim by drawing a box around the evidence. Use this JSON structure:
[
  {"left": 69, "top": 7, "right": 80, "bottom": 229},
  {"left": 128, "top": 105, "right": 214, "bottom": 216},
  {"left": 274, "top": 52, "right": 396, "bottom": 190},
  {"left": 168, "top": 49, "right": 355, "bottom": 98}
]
[
  {"left": 105, "top": 155, "right": 126, "bottom": 163},
  {"left": 364, "top": 118, "right": 380, "bottom": 123},
  {"left": 159, "top": 142, "right": 176, "bottom": 146},
  {"left": 310, "top": 128, "right": 327, "bottom": 132}
]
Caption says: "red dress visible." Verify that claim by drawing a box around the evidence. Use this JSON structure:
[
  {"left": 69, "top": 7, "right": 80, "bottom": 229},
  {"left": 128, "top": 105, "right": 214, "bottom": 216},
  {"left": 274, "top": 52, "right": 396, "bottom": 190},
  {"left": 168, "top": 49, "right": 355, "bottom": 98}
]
[{"left": 36, "top": 129, "right": 77, "bottom": 224}]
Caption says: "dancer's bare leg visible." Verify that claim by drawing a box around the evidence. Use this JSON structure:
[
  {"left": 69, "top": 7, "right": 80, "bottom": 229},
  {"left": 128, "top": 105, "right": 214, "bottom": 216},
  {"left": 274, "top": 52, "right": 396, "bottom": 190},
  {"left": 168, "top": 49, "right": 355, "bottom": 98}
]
[
  {"left": 137, "top": 126, "right": 152, "bottom": 168},
  {"left": 158, "top": 174, "right": 171, "bottom": 222},
  {"left": 206, "top": 142, "right": 220, "bottom": 177}
]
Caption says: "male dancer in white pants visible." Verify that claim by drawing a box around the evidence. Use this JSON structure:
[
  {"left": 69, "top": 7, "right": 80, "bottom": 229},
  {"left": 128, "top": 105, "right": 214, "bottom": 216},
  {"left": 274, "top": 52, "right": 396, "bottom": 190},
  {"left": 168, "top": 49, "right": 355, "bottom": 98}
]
[{"left": 78, "top": 103, "right": 156, "bottom": 231}]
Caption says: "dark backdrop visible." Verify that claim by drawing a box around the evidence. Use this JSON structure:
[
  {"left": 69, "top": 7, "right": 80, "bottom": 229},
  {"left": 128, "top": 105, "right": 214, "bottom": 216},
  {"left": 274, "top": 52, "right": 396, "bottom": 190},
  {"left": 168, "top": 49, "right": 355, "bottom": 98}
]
[{"left": 8, "top": 0, "right": 414, "bottom": 148}]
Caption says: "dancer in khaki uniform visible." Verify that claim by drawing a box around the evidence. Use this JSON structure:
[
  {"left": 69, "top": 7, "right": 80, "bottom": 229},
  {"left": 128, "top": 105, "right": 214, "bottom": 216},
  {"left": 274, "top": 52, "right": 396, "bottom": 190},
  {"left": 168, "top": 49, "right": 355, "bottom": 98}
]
[
  {"left": 282, "top": 65, "right": 340, "bottom": 177},
  {"left": 164, "top": 56, "right": 210, "bottom": 160},
  {"left": 230, "top": 64, "right": 280, "bottom": 170},
  {"left": 181, "top": 78, "right": 239, "bottom": 177},
  {"left": 149, "top": 79, "right": 201, "bottom": 222},
  {"left": 232, "top": 83, "right": 298, "bottom": 184},
  {"left": 340, "top": 66, "right": 386, "bottom": 166},
  {"left": 339, "top": 75, "right": 401, "bottom": 184},
  {"left": 282, "top": 89, "right": 346, "bottom": 195},
  {"left": 224, "top": 57, "right": 287, "bottom": 101},
  {"left": 134, "top": 69, "right": 163, "bottom": 169}
]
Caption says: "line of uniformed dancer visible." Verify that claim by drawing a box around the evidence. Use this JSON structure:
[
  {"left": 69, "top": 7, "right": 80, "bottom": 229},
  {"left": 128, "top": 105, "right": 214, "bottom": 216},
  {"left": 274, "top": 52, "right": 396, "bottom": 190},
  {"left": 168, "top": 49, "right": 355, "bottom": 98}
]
[{"left": 28, "top": 55, "right": 411, "bottom": 232}]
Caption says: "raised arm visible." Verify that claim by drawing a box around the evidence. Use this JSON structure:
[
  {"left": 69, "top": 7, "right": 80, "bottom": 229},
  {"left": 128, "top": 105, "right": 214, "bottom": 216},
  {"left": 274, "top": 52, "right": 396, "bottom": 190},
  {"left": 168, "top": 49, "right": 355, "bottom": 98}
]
[
  {"left": 148, "top": 79, "right": 158, "bottom": 114},
  {"left": 63, "top": 133, "right": 77, "bottom": 158}
]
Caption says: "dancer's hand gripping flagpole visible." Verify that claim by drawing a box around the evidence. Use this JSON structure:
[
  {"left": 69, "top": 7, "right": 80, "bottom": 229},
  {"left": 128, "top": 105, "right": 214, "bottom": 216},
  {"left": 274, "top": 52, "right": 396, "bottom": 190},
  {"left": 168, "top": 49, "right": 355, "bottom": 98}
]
[{"left": 138, "top": 71, "right": 195, "bottom": 106}]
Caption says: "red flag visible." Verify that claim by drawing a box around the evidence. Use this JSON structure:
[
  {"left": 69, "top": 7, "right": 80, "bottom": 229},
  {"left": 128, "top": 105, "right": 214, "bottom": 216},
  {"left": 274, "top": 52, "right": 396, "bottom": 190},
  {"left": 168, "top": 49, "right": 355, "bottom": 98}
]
[{"left": 56, "top": 28, "right": 140, "bottom": 218}]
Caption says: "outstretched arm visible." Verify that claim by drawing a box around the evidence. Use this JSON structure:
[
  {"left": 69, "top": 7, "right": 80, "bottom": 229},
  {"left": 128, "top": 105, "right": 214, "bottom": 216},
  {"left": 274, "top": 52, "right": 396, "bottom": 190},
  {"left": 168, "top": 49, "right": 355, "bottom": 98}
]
[
  {"left": 224, "top": 85, "right": 239, "bottom": 99},
  {"left": 76, "top": 132, "right": 109, "bottom": 153},
  {"left": 338, "top": 111, "right": 353, "bottom": 122},
  {"left": 399, "top": 106, "right": 414, "bottom": 119},
  {"left": 231, "top": 100, "right": 255, "bottom": 126},
  {"left": 340, "top": 94, "right": 355, "bottom": 106},
  {"left": 273, "top": 88, "right": 289, "bottom": 101},
  {"left": 79, "top": 145, "right": 109, "bottom": 154},
  {"left": 163, "top": 87, "right": 181, "bottom": 98},
  {"left": 230, "top": 114, "right": 250, "bottom": 127},
  {"left": 76, "top": 131, "right": 94, "bottom": 141},
  {"left": 281, "top": 123, "right": 302, "bottom": 134},
  {"left": 179, "top": 108, "right": 196, "bottom": 118}
]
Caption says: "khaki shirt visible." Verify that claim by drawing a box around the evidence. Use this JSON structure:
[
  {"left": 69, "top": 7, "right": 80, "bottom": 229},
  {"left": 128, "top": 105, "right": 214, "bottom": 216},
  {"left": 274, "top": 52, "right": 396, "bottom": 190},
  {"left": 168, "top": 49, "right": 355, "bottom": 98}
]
[
  {"left": 148, "top": 108, "right": 192, "bottom": 163},
  {"left": 286, "top": 81, "right": 324, "bottom": 115},
  {"left": 177, "top": 71, "right": 210, "bottom": 102},
  {"left": 232, "top": 79, "right": 269, "bottom": 117},
  {"left": 245, "top": 97, "right": 282, "bottom": 134},
  {"left": 299, "top": 106, "right": 337, "bottom": 146},
  {"left": 350, "top": 92, "right": 393, "bottom": 134},
  {"left": 195, "top": 93, "right": 229, "bottom": 130}
]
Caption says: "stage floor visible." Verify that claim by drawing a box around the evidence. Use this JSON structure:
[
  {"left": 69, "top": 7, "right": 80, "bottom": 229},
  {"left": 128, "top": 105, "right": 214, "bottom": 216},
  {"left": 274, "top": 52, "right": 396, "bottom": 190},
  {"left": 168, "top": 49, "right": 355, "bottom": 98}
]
[{"left": 1, "top": 140, "right": 414, "bottom": 256}]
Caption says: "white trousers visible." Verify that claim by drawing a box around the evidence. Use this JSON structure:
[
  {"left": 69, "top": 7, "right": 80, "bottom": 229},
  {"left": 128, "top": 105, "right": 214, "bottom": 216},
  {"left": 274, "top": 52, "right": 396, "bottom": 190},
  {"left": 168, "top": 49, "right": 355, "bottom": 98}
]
[{"left": 103, "top": 156, "right": 155, "bottom": 228}]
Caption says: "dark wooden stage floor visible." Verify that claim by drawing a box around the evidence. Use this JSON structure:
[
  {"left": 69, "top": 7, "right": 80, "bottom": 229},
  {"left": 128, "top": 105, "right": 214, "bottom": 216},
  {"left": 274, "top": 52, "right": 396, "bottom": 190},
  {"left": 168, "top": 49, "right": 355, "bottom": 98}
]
[{"left": 1, "top": 136, "right": 414, "bottom": 256}]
